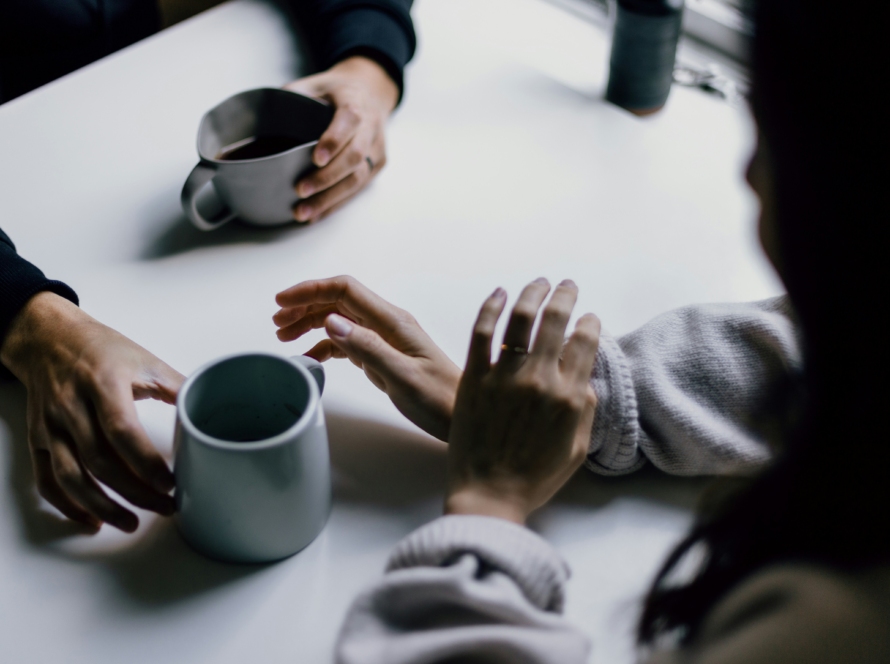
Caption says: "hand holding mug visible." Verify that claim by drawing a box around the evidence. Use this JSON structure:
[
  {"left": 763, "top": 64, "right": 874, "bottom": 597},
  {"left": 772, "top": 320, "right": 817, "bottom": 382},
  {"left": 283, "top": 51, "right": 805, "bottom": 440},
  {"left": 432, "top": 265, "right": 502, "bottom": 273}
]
[
  {"left": 445, "top": 279, "right": 600, "bottom": 525},
  {"left": 0, "top": 292, "right": 183, "bottom": 532},
  {"left": 285, "top": 56, "right": 399, "bottom": 223},
  {"left": 274, "top": 276, "right": 460, "bottom": 441}
]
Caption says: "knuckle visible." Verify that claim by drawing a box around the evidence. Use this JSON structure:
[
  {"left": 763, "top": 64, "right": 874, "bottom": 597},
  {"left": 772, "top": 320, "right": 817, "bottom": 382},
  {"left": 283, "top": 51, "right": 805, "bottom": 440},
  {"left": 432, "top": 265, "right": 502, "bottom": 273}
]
[
  {"left": 346, "top": 147, "right": 364, "bottom": 168},
  {"left": 52, "top": 460, "right": 81, "bottom": 488},
  {"left": 393, "top": 309, "right": 418, "bottom": 329},
  {"left": 472, "top": 327, "right": 494, "bottom": 346},
  {"left": 340, "top": 104, "right": 361, "bottom": 124},
  {"left": 78, "top": 446, "right": 108, "bottom": 476},
  {"left": 518, "top": 374, "right": 548, "bottom": 396},
  {"left": 511, "top": 305, "right": 537, "bottom": 327},
  {"left": 571, "top": 444, "right": 588, "bottom": 466},
  {"left": 543, "top": 308, "right": 570, "bottom": 326},
  {"left": 104, "top": 418, "right": 136, "bottom": 444},
  {"left": 585, "top": 385, "right": 598, "bottom": 409}
]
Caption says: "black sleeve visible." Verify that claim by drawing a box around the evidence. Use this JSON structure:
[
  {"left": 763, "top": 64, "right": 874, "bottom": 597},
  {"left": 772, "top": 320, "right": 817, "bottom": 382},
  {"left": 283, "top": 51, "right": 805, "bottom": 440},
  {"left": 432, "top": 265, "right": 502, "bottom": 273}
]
[
  {"left": 0, "top": 227, "right": 79, "bottom": 346},
  {"left": 286, "top": 0, "right": 416, "bottom": 99}
]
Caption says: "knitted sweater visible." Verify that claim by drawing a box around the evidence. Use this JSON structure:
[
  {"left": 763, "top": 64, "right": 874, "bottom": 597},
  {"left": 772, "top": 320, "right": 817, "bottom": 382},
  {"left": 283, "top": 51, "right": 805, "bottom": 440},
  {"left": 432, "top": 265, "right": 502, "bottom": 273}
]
[
  {"left": 337, "top": 516, "right": 890, "bottom": 664},
  {"left": 333, "top": 299, "right": 890, "bottom": 663}
]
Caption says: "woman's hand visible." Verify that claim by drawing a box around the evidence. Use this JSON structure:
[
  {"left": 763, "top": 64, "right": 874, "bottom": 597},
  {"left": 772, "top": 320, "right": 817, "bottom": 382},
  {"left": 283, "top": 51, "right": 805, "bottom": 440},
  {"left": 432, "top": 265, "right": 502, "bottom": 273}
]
[
  {"left": 445, "top": 279, "right": 600, "bottom": 525},
  {"left": 285, "top": 56, "right": 399, "bottom": 223},
  {"left": 274, "top": 276, "right": 460, "bottom": 441},
  {"left": 0, "top": 292, "right": 185, "bottom": 532}
]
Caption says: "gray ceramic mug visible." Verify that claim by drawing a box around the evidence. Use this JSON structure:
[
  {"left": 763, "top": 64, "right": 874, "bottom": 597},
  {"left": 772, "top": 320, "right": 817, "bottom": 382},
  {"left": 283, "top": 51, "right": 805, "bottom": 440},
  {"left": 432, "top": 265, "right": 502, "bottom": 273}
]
[
  {"left": 181, "top": 88, "right": 334, "bottom": 230},
  {"left": 174, "top": 352, "right": 330, "bottom": 563}
]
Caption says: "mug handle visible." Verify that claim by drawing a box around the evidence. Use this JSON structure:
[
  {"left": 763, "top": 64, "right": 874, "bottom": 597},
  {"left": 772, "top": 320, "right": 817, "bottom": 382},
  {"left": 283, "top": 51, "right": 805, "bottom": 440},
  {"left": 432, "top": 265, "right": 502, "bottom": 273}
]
[
  {"left": 181, "top": 163, "right": 238, "bottom": 231},
  {"left": 291, "top": 355, "right": 325, "bottom": 396}
]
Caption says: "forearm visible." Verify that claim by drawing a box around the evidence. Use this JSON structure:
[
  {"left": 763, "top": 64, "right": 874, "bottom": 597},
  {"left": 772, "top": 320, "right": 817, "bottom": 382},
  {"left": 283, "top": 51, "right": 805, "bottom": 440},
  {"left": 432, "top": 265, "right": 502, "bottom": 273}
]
[
  {"left": 587, "top": 296, "right": 802, "bottom": 476},
  {"left": 336, "top": 515, "right": 590, "bottom": 664}
]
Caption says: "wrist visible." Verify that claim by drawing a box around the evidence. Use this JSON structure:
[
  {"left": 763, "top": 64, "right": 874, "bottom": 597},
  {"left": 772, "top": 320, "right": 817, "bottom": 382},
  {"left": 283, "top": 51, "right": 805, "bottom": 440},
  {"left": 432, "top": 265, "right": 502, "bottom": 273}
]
[
  {"left": 0, "top": 291, "right": 85, "bottom": 381},
  {"left": 330, "top": 55, "right": 399, "bottom": 112},
  {"left": 444, "top": 485, "right": 530, "bottom": 525}
]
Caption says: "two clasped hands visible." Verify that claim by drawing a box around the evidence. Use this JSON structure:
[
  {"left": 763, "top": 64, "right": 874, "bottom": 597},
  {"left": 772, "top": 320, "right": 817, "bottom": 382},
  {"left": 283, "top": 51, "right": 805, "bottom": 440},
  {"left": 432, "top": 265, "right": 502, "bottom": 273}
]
[{"left": 2, "top": 276, "right": 599, "bottom": 531}]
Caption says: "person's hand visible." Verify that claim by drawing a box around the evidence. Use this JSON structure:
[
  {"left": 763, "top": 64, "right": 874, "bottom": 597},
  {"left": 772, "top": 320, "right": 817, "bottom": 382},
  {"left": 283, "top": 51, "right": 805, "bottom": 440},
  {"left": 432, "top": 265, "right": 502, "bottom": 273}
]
[
  {"left": 285, "top": 56, "right": 399, "bottom": 223},
  {"left": 273, "top": 276, "right": 460, "bottom": 441},
  {"left": 445, "top": 279, "right": 600, "bottom": 525},
  {"left": 0, "top": 292, "right": 185, "bottom": 532}
]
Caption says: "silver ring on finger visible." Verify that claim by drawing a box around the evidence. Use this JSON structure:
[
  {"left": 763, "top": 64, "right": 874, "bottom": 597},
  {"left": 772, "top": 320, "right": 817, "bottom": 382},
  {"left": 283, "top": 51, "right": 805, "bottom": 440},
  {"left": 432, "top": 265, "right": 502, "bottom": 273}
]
[{"left": 365, "top": 156, "right": 375, "bottom": 172}]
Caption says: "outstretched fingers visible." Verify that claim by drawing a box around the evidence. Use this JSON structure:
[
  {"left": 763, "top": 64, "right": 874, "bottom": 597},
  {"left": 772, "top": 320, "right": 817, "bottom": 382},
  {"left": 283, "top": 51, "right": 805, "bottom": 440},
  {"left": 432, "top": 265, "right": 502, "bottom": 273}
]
[
  {"left": 465, "top": 288, "right": 508, "bottom": 377},
  {"left": 561, "top": 313, "right": 601, "bottom": 386},
  {"left": 530, "top": 279, "right": 578, "bottom": 362},
  {"left": 496, "top": 279, "right": 550, "bottom": 371},
  {"left": 321, "top": 313, "right": 407, "bottom": 382},
  {"left": 275, "top": 305, "right": 341, "bottom": 342},
  {"left": 275, "top": 276, "right": 404, "bottom": 336}
]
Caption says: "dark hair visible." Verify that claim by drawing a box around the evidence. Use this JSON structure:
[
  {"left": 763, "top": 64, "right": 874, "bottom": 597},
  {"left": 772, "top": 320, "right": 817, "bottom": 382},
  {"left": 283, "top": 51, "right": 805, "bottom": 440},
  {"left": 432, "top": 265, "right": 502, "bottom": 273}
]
[{"left": 639, "top": 0, "right": 890, "bottom": 644}]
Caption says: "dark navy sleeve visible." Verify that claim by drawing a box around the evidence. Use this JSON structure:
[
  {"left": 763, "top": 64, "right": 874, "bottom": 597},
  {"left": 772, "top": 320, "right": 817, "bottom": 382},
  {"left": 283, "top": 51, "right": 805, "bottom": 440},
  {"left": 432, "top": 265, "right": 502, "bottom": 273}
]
[
  {"left": 0, "top": 227, "right": 79, "bottom": 346},
  {"left": 287, "top": 0, "right": 416, "bottom": 99}
]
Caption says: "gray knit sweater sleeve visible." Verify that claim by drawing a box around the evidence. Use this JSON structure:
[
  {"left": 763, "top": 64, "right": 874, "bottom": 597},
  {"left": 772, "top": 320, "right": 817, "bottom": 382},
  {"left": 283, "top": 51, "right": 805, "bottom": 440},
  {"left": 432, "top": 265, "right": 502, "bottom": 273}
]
[
  {"left": 587, "top": 296, "right": 802, "bottom": 476},
  {"left": 335, "top": 515, "right": 591, "bottom": 664}
]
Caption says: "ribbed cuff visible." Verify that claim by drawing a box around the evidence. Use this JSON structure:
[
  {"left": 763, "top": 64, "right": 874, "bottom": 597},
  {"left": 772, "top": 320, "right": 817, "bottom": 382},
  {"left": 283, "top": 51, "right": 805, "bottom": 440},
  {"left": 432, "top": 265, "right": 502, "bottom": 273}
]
[
  {"left": 387, "top": 515, "right": 571, "bottom": 612},
  {"left": 1, "top": 241, "right": 79, "bottom": 347},
  {"left": 586, "top": 332, "right": 646, "bottom": 475}
]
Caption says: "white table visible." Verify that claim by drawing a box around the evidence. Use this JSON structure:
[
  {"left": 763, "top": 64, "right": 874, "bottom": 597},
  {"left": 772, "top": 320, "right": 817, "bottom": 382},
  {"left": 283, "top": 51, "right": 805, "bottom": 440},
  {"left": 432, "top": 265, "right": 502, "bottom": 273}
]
[{"left": 0, "top": 1, "right": 781, "bottom": 662}]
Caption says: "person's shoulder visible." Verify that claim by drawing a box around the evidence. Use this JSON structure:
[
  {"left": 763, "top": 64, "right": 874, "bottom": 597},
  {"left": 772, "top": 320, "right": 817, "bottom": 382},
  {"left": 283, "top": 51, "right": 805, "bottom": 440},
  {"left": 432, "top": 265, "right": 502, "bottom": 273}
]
[{"left": 693, "top": 563, "right": 890, "bottom": 664}]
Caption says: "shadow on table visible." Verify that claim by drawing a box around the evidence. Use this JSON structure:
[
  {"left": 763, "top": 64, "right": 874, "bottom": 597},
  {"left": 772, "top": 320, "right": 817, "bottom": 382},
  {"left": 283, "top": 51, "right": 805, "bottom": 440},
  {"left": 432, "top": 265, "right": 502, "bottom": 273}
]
[
  {"left": 326, "top": 410, "right": 448, "bottom": 507},
  {"left": 324, "top": 407, "right": 711, "bottom": 516},
  {"left": 0, "top": 383, "right": 263, "bottom": 607},
  {"left": 2, "top": 386, "right": 707, "bottom": 605},
  {"left": 554, "top": 463, "right": 711, "bottom": 514},
  {"left": 0, "top": 383, "right": 95, "bottom": 543},
  {"left": 140, "top": 211, "right": 305, "bottom": 260},
  {"left": 79, "top": 518, "right": 267, "bottom": 608}
]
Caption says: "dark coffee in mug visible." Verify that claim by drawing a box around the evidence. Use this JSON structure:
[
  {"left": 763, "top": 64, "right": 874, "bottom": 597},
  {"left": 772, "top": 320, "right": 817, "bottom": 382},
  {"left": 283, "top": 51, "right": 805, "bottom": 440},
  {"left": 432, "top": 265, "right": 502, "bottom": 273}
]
[
  {"left": 181, "top": 88, "right": 334, "bottom": 230},
  {"left": 217, "top": 135, "right": 305, "bottom": 161}
]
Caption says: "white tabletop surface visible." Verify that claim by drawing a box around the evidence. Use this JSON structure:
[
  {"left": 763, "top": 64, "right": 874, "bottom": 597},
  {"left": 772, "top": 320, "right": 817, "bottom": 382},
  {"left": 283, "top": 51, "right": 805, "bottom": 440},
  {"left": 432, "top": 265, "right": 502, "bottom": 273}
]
[{"left": 0, "top": 1, "right": 781, "bottom": 662}]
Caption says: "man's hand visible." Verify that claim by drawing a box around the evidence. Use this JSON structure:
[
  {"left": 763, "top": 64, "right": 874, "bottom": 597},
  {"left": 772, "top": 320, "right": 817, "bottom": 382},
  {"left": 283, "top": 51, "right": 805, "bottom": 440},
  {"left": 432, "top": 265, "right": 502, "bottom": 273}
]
[
  {"left": 0, "top": 292, "right": 185, "bottom": 532},
  {"left": 274, "top": 276, "right": 460, "bottom": 441},
  {"left": 445, "top": 279, "right": 600, "bottom": 525},
  {"left": 285, "top": 56, "right": 399, "bottom": 223}
]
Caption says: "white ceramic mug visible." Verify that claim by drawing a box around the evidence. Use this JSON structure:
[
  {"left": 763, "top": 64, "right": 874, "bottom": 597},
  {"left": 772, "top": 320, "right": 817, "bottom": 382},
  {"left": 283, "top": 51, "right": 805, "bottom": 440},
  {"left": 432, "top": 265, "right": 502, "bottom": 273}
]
[{"left": 173, "top": 352, "right": 329, "bottom": 563}]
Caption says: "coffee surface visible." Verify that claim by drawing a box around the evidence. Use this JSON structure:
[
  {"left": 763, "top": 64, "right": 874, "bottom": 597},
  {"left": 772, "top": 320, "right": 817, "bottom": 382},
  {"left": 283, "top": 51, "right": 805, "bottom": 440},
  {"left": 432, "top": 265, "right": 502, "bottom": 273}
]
[{"left": 217, "top": 135, "right": 304, "bottom": 161}]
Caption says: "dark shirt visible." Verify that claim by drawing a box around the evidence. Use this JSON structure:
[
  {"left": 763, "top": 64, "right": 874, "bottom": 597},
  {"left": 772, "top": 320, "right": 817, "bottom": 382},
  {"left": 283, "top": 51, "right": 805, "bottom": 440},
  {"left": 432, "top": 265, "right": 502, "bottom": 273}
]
[
  {"left": 0, "top": 0, "right": 416, "bottom": 104},
  {"left": 0, "top": 227, "right": 78, "bottom": 346}
]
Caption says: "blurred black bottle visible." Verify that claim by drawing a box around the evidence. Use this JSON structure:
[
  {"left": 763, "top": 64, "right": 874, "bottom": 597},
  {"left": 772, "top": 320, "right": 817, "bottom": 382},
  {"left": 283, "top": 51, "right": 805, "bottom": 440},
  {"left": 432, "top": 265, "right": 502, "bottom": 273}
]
[{"left": 606, "top": 0, "right": 684, "bottom": 115}]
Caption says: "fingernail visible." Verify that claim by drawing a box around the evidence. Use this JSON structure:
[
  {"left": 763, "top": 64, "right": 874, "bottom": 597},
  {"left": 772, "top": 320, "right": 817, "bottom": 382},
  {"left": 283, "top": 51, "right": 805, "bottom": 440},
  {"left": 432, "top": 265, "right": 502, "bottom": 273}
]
[
  {"left": 534, "top": 277, "right": 549, "bottom": 286},
  {"left": 315, "top": 148, "right": 329, "bottom": 166},
  {"left": 119, "top": 513, "right": 139, "bottom": 533},
  {"left": 295, "top": 204, "right": 312, "bottom": 221},
  {"left": 327, "top": 314, "right": 353, "bottom": 338},
  {"left": 155, "top": 468, "right": 175, "bottom": 493},
  {"left": 159, "top": 497, "right": 176, "bottom": 516},
  {"left": 492, "top": 287, "right": 506, "bottom": 298},
  {"left": 560, "top": 279, "right": 577, "bottom": 288}
]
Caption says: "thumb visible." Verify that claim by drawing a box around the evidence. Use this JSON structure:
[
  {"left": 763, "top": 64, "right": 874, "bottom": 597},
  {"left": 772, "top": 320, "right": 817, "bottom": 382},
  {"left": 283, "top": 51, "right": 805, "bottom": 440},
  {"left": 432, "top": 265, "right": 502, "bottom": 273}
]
[
  {"left": 137, "top": 360, "right": 186, "bottom": 405},
  {"left": 324, "top": 314, "right": 405, "bottom": 384}
]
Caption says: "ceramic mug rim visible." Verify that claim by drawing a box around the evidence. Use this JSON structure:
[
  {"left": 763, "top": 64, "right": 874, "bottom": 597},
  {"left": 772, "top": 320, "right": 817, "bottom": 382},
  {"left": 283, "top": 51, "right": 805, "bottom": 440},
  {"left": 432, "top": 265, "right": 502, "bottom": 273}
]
[
  {"left": 176, "top": 351, "right": 321, "bottom": 452},
  {"left": 196, "top": 88, "right": 327, "bottom": 165}
]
